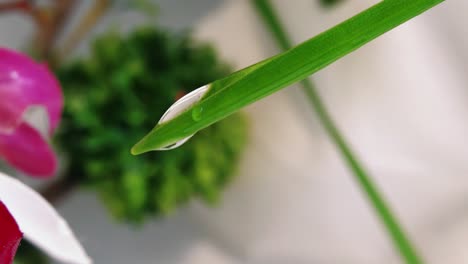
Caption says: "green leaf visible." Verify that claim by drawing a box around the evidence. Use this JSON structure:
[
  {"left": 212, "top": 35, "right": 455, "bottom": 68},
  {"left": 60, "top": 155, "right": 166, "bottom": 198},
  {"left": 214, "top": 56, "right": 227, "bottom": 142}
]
[
  {"left": 253, "top": 0, "right": 424, "bottom": 263},
  {"left": 132, "top": 0, "right": 444, "bottom": 155}
]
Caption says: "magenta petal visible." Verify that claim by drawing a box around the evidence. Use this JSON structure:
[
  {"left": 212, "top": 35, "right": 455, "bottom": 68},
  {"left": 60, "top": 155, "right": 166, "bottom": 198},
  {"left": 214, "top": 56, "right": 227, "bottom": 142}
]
[
  {"left": 0, "top": 48, "right": 63, "bottom": 134},
  {"left": 0, "top": 123, "right": 57, "bottom": 177},
  {"left": 0, "top": 201, "right": 23, "bottom": 264}
]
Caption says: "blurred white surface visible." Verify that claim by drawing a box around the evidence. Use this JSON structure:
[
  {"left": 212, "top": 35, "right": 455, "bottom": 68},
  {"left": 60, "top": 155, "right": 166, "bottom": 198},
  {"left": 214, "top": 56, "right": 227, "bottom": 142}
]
[
  {"left": 193, "top": 0, "right": 468, "bottom": 263},
  {"left": 2, "top": 0, "right": 468, "bottom": 263}
]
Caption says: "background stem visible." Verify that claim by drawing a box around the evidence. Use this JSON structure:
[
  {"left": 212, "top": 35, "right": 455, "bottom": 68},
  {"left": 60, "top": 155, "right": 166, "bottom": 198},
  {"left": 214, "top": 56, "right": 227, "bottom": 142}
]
[
  {"left": 59, "top": 0, "right": 110, "bottom": 60},
  {"left": 40, "top": 177, "right": 78, "bottom": 205},
  {"left": 38, "top": 0, "right": 77, "bottom": 61},
  {"left": 252, "top": 0, "right": 423, "bottom": 263},
  {"left": 0, "top": 0, "right": 77, "bottom": 61}
]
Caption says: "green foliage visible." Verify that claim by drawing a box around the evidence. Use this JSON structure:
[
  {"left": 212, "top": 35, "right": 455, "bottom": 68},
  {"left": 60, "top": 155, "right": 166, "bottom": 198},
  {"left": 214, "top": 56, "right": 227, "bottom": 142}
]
[
  {"left": 14, "top": 241, "right": 49, "bottom": 264},
  {"left": 55, "top": 27, "right": 248, "bottom": 222}
]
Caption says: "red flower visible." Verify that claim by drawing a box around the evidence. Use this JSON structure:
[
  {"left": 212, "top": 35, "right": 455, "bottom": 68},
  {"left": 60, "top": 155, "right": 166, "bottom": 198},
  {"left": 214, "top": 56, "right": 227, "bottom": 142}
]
[{"left": 0, "top": 201, "right": 22, "bottom": 264}]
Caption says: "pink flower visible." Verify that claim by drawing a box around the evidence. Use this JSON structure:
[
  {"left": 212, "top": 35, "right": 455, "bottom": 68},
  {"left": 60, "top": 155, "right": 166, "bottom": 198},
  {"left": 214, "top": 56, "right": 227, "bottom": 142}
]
[{"left": 0, "top": 47, "right": 63, "bottom": 177}]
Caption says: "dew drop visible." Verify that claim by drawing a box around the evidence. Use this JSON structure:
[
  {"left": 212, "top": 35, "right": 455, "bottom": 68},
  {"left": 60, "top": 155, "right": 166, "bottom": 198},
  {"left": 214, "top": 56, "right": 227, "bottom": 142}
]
[
  {"left": 192, "top": 106, "right": 203, "bottom": 121},
  {"left": 155, "top": 85, "right": 209, "bottom": 151}
]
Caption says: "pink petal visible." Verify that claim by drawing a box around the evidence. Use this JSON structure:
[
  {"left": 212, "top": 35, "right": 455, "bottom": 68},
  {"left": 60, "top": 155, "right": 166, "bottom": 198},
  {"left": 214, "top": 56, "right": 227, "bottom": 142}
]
[
  {"left": 0, "top": 48, "right": 62, "bottom": 134},
  {"left": 0, "top": 201, "right": 22, "bottom": 264},
  {"left": 0, "top": 123, "right": 57, "bottom": 177}
]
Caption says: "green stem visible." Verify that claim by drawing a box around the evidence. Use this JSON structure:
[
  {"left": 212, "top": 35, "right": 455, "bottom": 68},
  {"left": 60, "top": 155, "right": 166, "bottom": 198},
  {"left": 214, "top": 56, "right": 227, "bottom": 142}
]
[{"left": 252, "top": 0, "right": 422, "bottom": 263}]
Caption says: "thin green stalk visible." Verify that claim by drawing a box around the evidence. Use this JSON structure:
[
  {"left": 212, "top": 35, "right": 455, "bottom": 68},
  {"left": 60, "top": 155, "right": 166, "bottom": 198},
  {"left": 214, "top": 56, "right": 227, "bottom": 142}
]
[{"left": 252, "top": 0, "right": 422, "bottom": 263}]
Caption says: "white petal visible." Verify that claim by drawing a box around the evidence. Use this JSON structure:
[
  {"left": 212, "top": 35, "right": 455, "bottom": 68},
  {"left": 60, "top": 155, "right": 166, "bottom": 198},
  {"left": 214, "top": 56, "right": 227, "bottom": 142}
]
[
  {"left": 22, "top": 105, "right": 50, "bottom": 139},
  {"left": 0, "top": 172, "right": 91, "bottom": 264}
]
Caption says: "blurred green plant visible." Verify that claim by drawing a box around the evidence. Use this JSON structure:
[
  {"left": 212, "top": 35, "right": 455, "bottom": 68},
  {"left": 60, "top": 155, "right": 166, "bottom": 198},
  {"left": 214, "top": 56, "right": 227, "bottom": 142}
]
[
  {"left": 13, "top": 241, "right": 49, "bottom": 264},
  {"left": 55, "top": 27, "right": 248, "bottom": 222}
]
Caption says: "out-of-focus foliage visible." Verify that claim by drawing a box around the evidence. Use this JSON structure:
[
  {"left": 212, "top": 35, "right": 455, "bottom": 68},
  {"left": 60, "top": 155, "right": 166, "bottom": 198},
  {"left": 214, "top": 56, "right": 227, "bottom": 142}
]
[
  {"left": 14, "top": 241, "right": 48, "bottom": 264},
  {"left": 55, "top": 27, "right": 248, "bottom": 223},
  {"left": 320, "top": 0, "right": 344, "bottom": 8}
]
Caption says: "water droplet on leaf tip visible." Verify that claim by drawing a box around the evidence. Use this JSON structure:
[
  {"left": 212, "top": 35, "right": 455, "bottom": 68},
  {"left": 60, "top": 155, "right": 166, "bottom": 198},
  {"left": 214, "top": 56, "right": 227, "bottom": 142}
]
[
  {"left": 192, "top": 106, "right": 203, "bottom": 121},
  {"left": 153, "top": 85, "right": 209, "bottom": 151},
  {"left": 157, "top": 85, "right": 209, "bottom": 126},
  {"left": 157, "top": 136, "right": 193, "bottom": 151}
]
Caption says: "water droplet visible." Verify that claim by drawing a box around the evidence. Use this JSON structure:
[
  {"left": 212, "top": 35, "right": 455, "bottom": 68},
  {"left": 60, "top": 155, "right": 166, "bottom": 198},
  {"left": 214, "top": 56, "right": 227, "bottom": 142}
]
[
  {"left": 192, "top": 106, "right": 203, "bottom": 121},
  {"left": 155, "top": 85, "right": 209, "bottom": 151},
  {"left": 157, "top": 140, "right": 188, "bottom": 151}
]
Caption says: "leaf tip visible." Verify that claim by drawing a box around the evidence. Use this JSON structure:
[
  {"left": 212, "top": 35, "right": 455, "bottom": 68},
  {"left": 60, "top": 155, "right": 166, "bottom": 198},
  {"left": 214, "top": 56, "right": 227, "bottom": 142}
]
[{"left": 130, "top": 143, "right": 145, "bottom": 156}]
